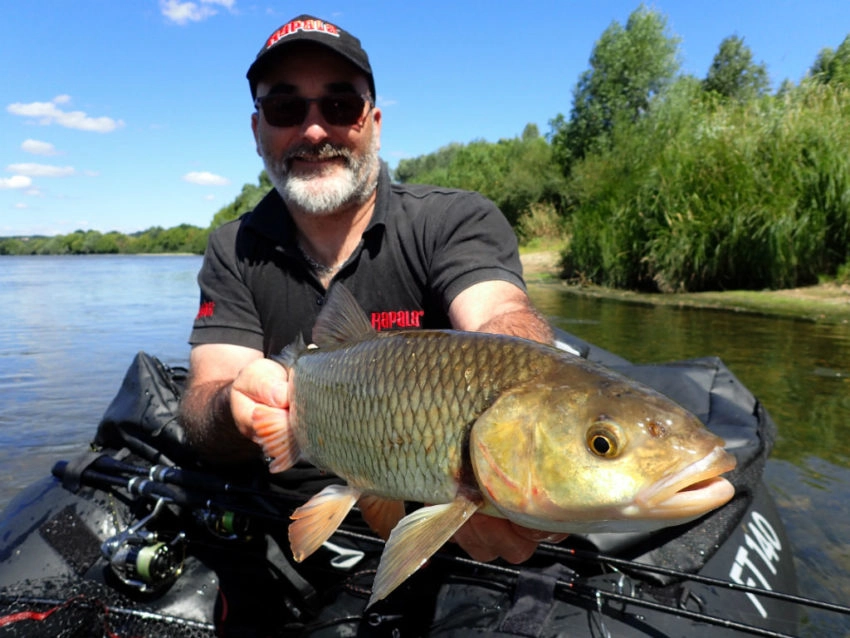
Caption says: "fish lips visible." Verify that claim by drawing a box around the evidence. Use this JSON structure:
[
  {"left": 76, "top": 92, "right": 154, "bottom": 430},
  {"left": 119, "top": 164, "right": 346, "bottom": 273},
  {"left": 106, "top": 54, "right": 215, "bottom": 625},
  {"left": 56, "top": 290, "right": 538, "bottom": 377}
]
[{"left": 633, "top": 446, "right": 737, "bottom": 519}]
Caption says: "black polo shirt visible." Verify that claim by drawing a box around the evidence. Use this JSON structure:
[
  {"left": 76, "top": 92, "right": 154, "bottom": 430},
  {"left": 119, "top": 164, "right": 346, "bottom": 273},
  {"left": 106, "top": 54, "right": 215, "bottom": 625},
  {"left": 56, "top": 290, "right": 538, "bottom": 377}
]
[{"left": 189, "top": 164, "right": 526, "bottom": 356}]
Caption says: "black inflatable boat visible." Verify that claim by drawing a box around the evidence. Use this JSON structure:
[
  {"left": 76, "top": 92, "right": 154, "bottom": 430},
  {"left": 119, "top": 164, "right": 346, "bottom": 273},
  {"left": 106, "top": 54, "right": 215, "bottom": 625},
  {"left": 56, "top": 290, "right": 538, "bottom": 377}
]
[{"left": 0, "top": 329, "right": 807, "bottom": 636}]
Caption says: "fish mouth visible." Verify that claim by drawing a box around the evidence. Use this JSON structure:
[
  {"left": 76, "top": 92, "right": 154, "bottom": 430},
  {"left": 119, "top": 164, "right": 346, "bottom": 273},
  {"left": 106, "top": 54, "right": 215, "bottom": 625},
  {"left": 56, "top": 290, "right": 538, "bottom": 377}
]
[{"left": 635, "top": 446, "right": 737, "bottom": 518}]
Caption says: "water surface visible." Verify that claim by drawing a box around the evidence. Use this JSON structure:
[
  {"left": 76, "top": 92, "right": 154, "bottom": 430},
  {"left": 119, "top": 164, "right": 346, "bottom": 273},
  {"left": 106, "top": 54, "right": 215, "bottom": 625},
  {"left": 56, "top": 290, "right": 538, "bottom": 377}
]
[{"left": 1, "top": 256, "right": 847, "bottom": 635}]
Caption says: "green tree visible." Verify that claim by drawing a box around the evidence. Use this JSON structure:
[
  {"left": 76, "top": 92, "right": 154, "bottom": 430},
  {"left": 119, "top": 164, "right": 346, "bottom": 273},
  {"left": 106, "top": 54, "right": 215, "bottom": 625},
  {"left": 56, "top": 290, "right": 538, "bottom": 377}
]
[
  {"left": 394, "top": 126, "right": 567, "bottom": 228},
  {"left": 210, "top": 171, "right": 273, "bottom": 228},
  {"left": 810, "top": 34, "right": 850, "bottom": 87},
  {"left": 703, "top": 35, "right": 769, "bottom": 102},
  {"left": 549, "top": 4, "right": 680, "bottom": 173},
  {"left": 394, "top": 143, "right": 462, "bottom": 184}
]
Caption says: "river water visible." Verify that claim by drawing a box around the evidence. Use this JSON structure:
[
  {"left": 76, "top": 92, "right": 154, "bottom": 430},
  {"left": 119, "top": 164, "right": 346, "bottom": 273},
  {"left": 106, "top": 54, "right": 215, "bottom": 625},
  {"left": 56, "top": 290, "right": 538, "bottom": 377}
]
[{"left": 1, "top": 255, "right": 848, "bottom": 635}]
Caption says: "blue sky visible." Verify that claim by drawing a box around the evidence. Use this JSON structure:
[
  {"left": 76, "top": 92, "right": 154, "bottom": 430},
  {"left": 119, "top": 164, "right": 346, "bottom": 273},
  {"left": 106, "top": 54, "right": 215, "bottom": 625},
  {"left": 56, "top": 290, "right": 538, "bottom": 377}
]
[{"left": 2, "top": 1, "right": 848, "bottom": 237}]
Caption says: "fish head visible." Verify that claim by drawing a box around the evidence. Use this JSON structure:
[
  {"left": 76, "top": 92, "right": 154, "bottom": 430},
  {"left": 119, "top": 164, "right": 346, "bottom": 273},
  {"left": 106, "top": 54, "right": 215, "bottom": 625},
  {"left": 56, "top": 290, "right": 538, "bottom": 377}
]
[{"left": 469, "top": 368, "right": 737, "bottom": 534}]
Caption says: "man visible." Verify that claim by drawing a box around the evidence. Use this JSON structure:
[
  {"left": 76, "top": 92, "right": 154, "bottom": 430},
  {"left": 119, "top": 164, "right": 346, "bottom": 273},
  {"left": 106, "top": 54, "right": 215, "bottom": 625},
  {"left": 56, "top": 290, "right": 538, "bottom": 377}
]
[{"left": 180, "top": 14, "right": 559, "bottom": 569}]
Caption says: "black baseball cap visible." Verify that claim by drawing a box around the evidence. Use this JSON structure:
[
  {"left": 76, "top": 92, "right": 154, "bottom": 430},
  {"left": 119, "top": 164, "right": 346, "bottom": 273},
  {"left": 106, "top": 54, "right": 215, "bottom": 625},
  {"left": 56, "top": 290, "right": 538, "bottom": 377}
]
[{"left": 247, "top": 15, "right": 375, "bottom": 100}]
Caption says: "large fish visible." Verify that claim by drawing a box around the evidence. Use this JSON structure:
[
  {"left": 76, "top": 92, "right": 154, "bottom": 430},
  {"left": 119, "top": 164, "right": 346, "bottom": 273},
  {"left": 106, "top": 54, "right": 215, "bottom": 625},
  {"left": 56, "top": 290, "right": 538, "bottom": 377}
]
[{"left": 253, "top": 284, "right": 736, "bottom": 607}]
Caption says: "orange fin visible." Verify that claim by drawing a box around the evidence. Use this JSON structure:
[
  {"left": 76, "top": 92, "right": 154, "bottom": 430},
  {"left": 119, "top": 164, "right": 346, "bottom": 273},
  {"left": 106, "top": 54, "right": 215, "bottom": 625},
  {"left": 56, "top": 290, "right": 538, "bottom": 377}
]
[
  {"left": 368, "top": 495, "right": 480, "bottom": 608},
  {"left": 252, "top": 404, "right": 299, "bottom": 472},
  {"left": 289, "top": 484, "right": 361, "bottom": 562},
  {"left": 357, "top": 495, "right": 406, "bottom": 540}
]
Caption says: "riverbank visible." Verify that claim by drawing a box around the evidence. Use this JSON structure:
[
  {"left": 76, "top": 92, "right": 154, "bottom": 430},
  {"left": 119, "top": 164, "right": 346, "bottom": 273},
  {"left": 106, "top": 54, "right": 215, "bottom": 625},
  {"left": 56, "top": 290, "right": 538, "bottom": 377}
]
[{"left": 521, "top": 250, "right": 850, "bottom": 325}]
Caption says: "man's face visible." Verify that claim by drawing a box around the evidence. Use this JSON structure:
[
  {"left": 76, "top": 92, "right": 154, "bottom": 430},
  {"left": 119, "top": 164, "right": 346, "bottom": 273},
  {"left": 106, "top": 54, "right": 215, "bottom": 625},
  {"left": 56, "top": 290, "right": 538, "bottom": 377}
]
[{"left": 251, "top": 43, "right": 382, "bottom": 216}]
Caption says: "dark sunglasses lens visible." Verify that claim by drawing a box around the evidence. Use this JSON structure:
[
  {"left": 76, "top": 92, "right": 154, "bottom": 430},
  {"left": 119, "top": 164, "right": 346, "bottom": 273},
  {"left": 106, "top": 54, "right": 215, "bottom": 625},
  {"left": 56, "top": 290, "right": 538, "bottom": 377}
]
[
  {"left": 319, "top": 95, "right": 367, "bottom": 125},
  {"left": 261, "top": 96, "right": 308, "bottom": 127}
]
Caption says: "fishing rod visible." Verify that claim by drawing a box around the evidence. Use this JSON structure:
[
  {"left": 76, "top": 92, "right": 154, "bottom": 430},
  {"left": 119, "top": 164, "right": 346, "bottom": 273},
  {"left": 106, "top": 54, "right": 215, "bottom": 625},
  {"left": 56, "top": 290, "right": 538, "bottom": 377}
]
[
  {"left": 52, "top": 455, "right": 850, "bottom": 636},
  {"left": 54, "top": 455, "right": 309, "bottom": 508},
  {"left": 541, "top": 542, "right": 850, "bottom": 617},
  {"left": 328, "top": 522, "right": 850, "bottom": 624},
  {"left": 331, "top": 528, "right": 806, "bottom": 638}
]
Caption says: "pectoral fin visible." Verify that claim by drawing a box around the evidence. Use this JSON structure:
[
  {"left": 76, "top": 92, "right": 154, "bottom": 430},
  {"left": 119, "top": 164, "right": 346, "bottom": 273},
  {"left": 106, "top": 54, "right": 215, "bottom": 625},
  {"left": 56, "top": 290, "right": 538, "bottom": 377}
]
[
  {"left": 368, "top": 494, "right": 480, "bottom": 607},
  {"left": 253, "top": 404, "right": 299, "bottom": 472},
  {"left": 289, "top": 484, "right": 361, "bottom": 562}
]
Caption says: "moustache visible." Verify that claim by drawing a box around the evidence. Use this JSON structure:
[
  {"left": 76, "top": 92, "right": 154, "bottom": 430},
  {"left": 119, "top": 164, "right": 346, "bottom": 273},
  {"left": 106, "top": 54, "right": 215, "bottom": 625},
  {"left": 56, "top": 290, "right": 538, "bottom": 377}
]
[{"left": 283, "top": 144, "right": 353, "bottom": 168}]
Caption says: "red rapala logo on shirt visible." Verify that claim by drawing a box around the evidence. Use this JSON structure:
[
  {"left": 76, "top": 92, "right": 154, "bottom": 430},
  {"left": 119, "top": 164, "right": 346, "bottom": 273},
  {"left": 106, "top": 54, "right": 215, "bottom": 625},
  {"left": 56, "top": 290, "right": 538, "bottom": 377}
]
[
  {"left": 371, "top": 310, "right": 425, "bottom": 331},
  {"left": 266, "top": 19, "right": 340, "bottom": 49},
  {"left": 195, "top": 300, "right": 215, "bottom": 320}
]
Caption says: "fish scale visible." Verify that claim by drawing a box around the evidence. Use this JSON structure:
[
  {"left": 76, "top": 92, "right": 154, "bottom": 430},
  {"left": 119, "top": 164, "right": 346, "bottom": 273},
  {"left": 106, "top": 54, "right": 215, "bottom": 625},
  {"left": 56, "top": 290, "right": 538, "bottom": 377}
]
[{"left": 288, "top": 330, "right": 548, "bottom": 502}]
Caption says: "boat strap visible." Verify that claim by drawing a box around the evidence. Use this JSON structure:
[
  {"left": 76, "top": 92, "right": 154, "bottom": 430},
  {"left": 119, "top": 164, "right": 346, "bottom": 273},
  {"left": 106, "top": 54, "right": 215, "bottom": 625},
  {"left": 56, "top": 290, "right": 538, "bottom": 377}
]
[
  {"left": 498, "top": 564, "right": 577, "bottom": 637},
  {"left": 266, "top": 533, "right": 320, "bottom": 616}
]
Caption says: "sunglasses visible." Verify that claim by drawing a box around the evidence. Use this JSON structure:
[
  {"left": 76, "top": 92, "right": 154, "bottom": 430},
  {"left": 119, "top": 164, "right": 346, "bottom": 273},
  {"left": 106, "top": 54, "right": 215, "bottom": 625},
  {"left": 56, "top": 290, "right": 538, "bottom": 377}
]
[{"left": 254, "top": 93, "right": 373, "bottom": 128}]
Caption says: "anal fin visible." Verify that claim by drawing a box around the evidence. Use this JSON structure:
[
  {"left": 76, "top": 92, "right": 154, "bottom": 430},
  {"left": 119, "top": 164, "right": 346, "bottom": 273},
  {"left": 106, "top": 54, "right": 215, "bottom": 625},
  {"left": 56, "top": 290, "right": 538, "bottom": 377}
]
[
  {"left": 368, "top": 494, "right": 480, "bottom": 607},
  {"left": 357, "top": 494, "right": 406, "bottom": 540}
]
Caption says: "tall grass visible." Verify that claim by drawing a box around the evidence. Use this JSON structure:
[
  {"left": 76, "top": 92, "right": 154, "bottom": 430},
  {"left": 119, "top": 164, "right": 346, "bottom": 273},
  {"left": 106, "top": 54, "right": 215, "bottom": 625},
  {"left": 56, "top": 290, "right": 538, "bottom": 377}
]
[{"left": 563, "top": 81, "right": 850, "bottom": 291}]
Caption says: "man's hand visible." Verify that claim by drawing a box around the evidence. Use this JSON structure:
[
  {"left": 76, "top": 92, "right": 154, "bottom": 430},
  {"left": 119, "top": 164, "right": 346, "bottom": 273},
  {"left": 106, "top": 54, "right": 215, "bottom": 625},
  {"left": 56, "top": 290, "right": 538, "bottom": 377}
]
[
  {"left": 451, "top": 512, "right": 567, "bottom": 563},
  {"left": 230, "top": 358, "right": 291, "bottom": 445},
  {"left": 180, "top": 343, "right": 278, "bottom": 464}
]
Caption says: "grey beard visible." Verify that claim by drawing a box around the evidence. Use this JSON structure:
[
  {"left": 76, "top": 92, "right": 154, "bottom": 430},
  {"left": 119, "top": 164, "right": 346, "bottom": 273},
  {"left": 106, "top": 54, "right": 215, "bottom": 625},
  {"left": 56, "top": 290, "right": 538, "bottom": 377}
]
[{"left": 265, "top": 138, "right": 380, "bottom": 216}]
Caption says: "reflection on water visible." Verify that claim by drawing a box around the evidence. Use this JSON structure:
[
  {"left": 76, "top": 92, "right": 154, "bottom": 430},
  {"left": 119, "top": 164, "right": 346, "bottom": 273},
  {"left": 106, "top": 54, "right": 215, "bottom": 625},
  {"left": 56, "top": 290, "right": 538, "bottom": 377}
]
[
  {"left": 0, "top": 255, "right": 200, "bottom": 506},
  {"left": 529, "top": 283, "right": 850, "bottom": 636}
]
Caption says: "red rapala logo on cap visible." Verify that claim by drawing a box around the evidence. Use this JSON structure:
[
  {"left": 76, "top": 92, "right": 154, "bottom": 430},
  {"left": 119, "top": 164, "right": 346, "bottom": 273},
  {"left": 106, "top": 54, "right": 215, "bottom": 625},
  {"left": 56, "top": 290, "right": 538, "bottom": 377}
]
[{"left": 266, "top": 19, "right": 340, "bottom": 49}]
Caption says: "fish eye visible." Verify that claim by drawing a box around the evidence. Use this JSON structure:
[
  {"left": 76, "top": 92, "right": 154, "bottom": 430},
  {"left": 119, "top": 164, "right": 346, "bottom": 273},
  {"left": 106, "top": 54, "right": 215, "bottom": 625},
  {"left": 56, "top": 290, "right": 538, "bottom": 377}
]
[{"left": 586, "top": 425, "right": 621, "bottom": 458}]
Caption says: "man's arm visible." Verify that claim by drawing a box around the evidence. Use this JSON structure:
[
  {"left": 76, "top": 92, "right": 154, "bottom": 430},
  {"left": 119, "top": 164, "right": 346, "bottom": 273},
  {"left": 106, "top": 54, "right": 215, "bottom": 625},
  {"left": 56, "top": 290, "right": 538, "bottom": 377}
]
[
  {"left": 179, "top": 342, "right": 282, "bottom": 464},
  {"left": 448, "top": 279, "right": 553, "bottom": 343}
]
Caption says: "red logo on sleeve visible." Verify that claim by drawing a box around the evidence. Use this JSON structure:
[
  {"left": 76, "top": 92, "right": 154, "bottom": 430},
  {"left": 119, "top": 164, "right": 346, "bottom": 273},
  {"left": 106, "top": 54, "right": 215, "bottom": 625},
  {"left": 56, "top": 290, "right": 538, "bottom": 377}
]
[{"left": 195, "top": 301, "right": 215, "bottom": 320}]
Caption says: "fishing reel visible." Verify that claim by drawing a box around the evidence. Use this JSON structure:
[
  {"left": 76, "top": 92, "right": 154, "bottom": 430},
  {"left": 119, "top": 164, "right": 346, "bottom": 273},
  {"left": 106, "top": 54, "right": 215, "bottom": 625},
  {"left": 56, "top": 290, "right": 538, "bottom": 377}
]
[
  {"left": 101, "top": 498, "right": 186, "bottom": 594},
  {"left": 196, "top": 506, "right": 253, "bottom": 541}
]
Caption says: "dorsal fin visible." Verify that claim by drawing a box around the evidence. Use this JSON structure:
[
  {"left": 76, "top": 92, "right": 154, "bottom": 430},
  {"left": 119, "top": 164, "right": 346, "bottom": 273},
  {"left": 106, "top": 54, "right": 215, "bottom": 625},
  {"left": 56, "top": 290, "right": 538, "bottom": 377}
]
[
  {"left": 312, "top": 284, "right": 376, "bottom": 347},
  {"left": 270, "top": 333, "right": 307, "bottom": 369}
]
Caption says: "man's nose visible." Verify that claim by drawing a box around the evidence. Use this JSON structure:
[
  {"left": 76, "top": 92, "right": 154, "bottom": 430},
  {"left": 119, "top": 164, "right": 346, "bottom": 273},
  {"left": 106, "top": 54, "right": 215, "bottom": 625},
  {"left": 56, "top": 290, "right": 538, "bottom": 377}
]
[{"left": 299, "top": 102, "right": 331, "bottom": 144}]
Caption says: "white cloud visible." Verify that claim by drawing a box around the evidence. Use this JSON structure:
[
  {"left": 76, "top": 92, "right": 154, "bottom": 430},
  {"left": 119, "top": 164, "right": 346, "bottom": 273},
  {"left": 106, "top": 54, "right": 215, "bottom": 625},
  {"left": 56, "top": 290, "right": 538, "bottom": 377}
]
[
  {"left": 0, "top": 176, "right": 32, "bottom": 190},
  {"left": 7, "top": 96, "right": 124, "bottom": 133},
  {"left": 14, "top": 203, "right": 29, "bottom": 209},
  {"left": 8, "top": 163, "right": 75, "bottom": 178},
  {"left": 21, "top": 139, "right": 60, "bottom": 156},
  {"left": 183, "top": 171, "right": 230, "bottom": 186},
  {"left": 161, "top": 0, "right": 235, "bottom": 25}
]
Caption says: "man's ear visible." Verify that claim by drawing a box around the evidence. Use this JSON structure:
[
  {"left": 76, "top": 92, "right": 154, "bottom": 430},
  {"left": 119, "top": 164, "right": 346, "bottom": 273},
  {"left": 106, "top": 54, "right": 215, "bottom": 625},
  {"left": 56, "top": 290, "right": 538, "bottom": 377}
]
[{"left": 251, "top": 112, "right": 261, "bottom": 156}]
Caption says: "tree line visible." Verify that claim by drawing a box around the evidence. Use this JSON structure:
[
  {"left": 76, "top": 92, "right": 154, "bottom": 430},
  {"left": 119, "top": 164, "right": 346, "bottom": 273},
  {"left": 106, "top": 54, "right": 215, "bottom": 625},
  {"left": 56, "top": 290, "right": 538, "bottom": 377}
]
[
  {"left": 4, "top": 4, "right": 848, "bottom": 292},
  {"left": 0, "top": 224, "right": 209, "bottom": 256},
  {"left": 395, "top": 7, "right": 850, "bottom": 292}
]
